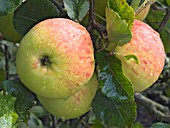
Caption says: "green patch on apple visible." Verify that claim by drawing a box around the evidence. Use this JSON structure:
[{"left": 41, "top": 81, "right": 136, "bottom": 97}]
[{"left": 37, "top": 74, "right": 98, "bottom": 120}]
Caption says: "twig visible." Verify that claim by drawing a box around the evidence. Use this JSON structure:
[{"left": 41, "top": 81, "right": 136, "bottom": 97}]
[
  {"left": 89, "top": 0, "right": 95, "bottom": 23},
  {"left": 87, "top": 0, "right": 107, "bottom": 39},
  {"left": 52, "top": 115, "right": 57, "bottom": 128},
  {"left": 50, "top": 0, "right": 63, "bottom": 12},
  {"left": 87, "top": 0, "right": 95, "bottom": 34},
  {"left": 151, "top": 3, "right": 166, "bottom": 12},
  {"left": 50, "top": 0, "right": 67, "bottom": 17},
  {"left": 135, "top": 93, "right": 170, "bottom": 123},
  {"left": 93, "top": 22, "right": 107, "bottom": 39},
  {"left": 147, "top": 90, "right": 170, "bottom": 105},
  {"left": 157, "top": 7, "right": 170, "bottom": 32},
  {"left": 4, "top": 44, "right": 9, "bottom": 80}
]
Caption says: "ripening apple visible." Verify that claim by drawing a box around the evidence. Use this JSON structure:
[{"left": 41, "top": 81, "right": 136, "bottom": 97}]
[
  {"left": 0, "top": 13, "right": 22, "bottom": 43},
  {"left": 114, "top": 20, "right": 165, "bottom": 92},
  {"left": 37, "top": 73, "right": 98, "bottom": 120},
  {"left": 16, "top": 18, "right": 95, "bottom": 99}
]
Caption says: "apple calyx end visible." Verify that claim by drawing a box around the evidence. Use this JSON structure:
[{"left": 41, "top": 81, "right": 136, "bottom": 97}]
[{"left": 40, "top": 56, "right": 51, "bottom": 67}]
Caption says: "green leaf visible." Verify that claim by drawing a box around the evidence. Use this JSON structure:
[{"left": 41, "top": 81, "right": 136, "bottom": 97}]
[
  {"left": 1, "top": 80, "right": 36, "bottom": 117},
  {"left": 135, "top": 0, "right": 155, "bottom": 21},
  {"left": 124, "top": 55, "right": 139, "bottom": 64},
  {"left": 0, "top": 0, "right": 22, "bottom": 16},
  {"left": 0, "top": 41, "right": 18, "bottom": 75},
  {"left": 63, "top": 0, "right": 89, "bottom": 21},
  {"left": 0, "top": 93, "right": 16, "bottom": 117},
  {"left": 13, "top": 0, "right": 59, "bottom": 36},
  {"left": 146, "top": 8, "right": 165, "bottom": 30},
  {"left": 160, "top": 26, "right": 170, "bottom": 53},
  {"left": 132, "top": 122, "right": 143, "bottom": 128},
  {"left": 18, "top": 122, "right": 28, "bottom": 128},
  {"left": 89, "top": 112, "right": 106, "bottom": 128},
  {"left": 108, "top": 0, "right": 134, "bottom": 29},
  {"left": 150, "top": 122, "right": 170, "bottom": 128},
  {"left": 0, "top": 50, "right": 3, "bottom": 62},
  {"left": 0, "top": 114, "right": 14, "bottom": 128},
  {"left": 96, "top": 50, "right": 134, "bottom": 102},
  {"left": 28, "top": 113, "right": 44, "bottom": 128},
  {"left": 165, "top": 0, "right": 170, "bottom": 6},
  {"left": 106, "top": 8, "right": 132, "bottom": 48},
  {"left": 0, "top": 93, "right": 18, "bottom": 127},
  {"left": 130, "top": 0, "right": 141, "bottom": 11},
  {"left": 91, "top": 120, "right": 105, "bottom": 128},
  {"left": 92, "top": 91, "right": 136, "bottom": 128},
  {"left": 29, "top": 106, "right": 47, "bottom": 118},
  {"left": 146, "top": 7, "right": 170, "bottom": 53}
]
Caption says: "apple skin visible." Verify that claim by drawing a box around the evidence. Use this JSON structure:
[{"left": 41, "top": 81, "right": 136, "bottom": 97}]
[
  {"left": 37, "top": 73, "right": 98, "bottom": 120},
  {"left": 115, "top": 20, "right": 165, "bottom": 92},
  {"left": 16, "top": 18, "right": 95, "bottom": 99},
  {"left": 0, "top": 13, "right": 22, "bottom": 43}
]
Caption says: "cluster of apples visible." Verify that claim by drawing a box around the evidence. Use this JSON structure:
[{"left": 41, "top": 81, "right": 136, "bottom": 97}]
[
  {"left": 15, "top": 18, "right": 165, "bottom": 120},
  {"left": 0, "top": 0, "right": 166, "bottom": 122},
  {"left": 0, "top": 10, "right": 165, "bottom": 119},
  {"left": 16, "top": 18, "right": 98, "bottom": 120}
]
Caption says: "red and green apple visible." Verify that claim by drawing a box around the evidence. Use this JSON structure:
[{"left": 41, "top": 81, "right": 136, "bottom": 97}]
[
  {"left": 114, "top": 20, "right": 165, "bottom": 92},
  {"left": 37, "top": 73, "right": 98, "bottom": 120},
  {"left": 16, "top": 18, "right": 95, "bottom": 99}
]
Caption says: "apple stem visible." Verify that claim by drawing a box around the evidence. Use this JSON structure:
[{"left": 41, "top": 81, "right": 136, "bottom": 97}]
[{"left": 157, "top": 7, "right": 170, "bottom": 33}]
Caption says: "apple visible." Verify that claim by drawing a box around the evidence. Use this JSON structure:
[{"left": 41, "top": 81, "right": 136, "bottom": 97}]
[
  {"left": 0, "top": 13, "right": 22, "bottom": 43},
  {"left": 114, "top": 20, "right": 165, "bottom": 92},
  {"left": 16, "top": 18, "right": 95, "bottom": 99},
  {"left": 37, "top": 73, "right": 98, "bottom": 120}
]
